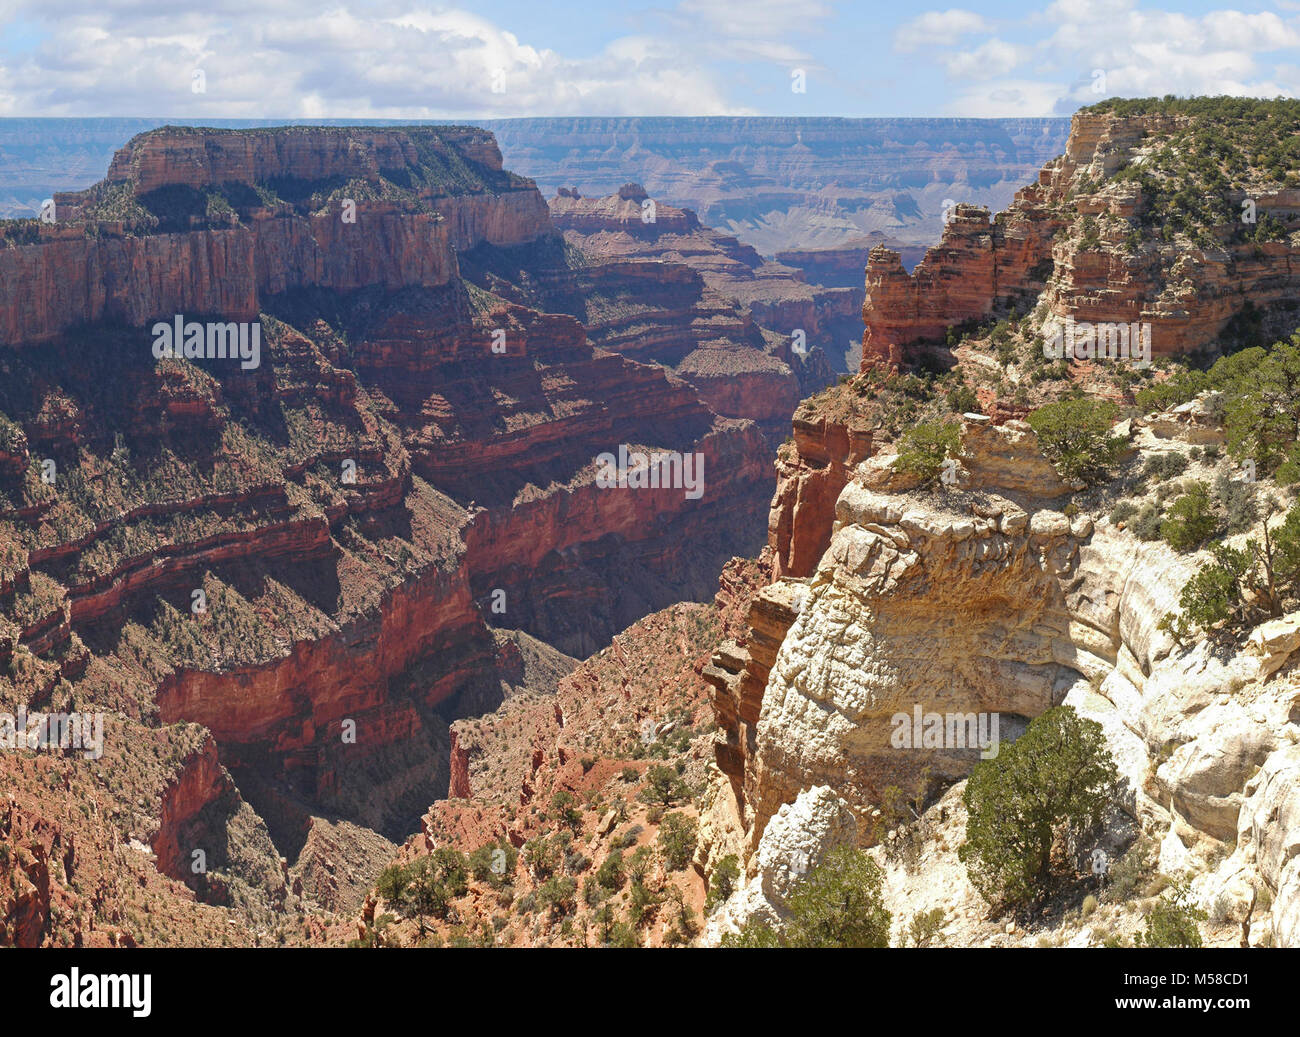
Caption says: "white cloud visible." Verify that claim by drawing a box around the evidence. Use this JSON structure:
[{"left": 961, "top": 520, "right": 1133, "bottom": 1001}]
[
  {"left": 941, "top": 38, "right": 1029, "bottom": 80},
  {"left": 0, "top": 0, "right": 832, "bottom": 117},
  {"left": 932, "top": 1, "right": 1300, "bottom": 115},
  {"left": 945, "top": 78, "right": 1065, "bottom": 116},
  {"left": 894, "top": 9, "right": 993, "bottom": 53}
]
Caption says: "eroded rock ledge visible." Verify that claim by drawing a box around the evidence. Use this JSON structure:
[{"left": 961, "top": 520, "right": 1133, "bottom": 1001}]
[{"left": 705, "top": 412, "right": 1300, "bottom": 946}]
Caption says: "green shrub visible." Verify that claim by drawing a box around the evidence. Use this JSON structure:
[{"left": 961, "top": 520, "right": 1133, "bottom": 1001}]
[
  {"left": 722, "top": 847, "right": 891, "bottom": 948},
  {"left": 1109, "top": 500, "right": 1138, "bottom": 525},
  {"left": 536, "top": 874, "right": 578, "bottom": 919},
  {"left": 627, "top": 846, "right": 655, "bottom": 886},
  {"left": 1102, "top": 837, "right": 1156, "bottom": 903},
  {"left": 706, "top": 854, "right": 741, "bottom": 912},
  {"left": 469, "top": 840, "right": 518, "bottom": 887},
  {"left": 902, "top": 907, "right": 947, "bottom": 947},
  {"left": 639, "top": 763, "right": 689, "bottom": 806},
  {"left": 893, "top": 418, "right": 961, "bottom": 485},
  {"left": 947, "top": 384, "right": 980, "bottom": 414},
  {"left": 1159, "top": 481, "right": 1217, "bottom": 551},
  {"left": 375, "top": 849, "right": 469, "bottom": 934},
  {"left": 611, "top": 824, "right": 643, "bottom": 851},
  {"left": 595, "top": 849, "right": 626, "bottom": 892},
  {"left": 1142, "top": 452, "right": 1188, "bottom": 482},
  {"left": 607, "top": 921, "right": 640, "bottom": 947},
  {"left": 1131, "top": 503, "right": 1163, "bottom": 540},
  {"left": 550, "top": 790, "right": 582, "bottom": 829},
  {"left": 959, "top": 706, "right": 1118, "bottom": 908},
  {"left": 1027, "top": 398, "right": 1124, "bottom": 485},
  {"left": 1159, "top": 541, "right": 1253, "bottom": 642},
  {"left": 1213, "top": 469, "right": 1257, "bottom": 533},
  {"left": 1137, "top": 884, "right": 1206, "bottom": 947},
  {"left": 657, "top": 812, "right": 698, "bottom": 871},
  {"left": 1163, "top": 498, "right": 1300, "bottom": 641},
  {"left": 523, "top": 836, "right": 558, "bottom": 879}
]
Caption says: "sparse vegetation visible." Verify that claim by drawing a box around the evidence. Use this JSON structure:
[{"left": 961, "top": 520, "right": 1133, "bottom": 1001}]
[
  {"left": 706, "top": 854, "right": 741, "bottom": 912},
  {"left": 1026, "top": 398, "right": 1124, "bottom": 485},
  {"left": 722, "top": 847, "right": 891, "bottom": 948},
  {"left": 1136, "top": 883, "right": 1207, "bottom": 948},
  {"left": 894, "top": 418, "right": 961, "bottom": 485},
  {"left": 959, "top": 706, "right": 1118, "bottom": 909},
  {"left": 656, "top": 812, "right": 698, "bottom": 871}
]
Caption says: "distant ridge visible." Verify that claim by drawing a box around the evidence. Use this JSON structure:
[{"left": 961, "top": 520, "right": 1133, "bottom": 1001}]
[
  {"left": 0, "top": 116, "right": 1069, "bottom": 255},
  {"left": 481, "top": 116, "right": 1070, "bottom": 254}
]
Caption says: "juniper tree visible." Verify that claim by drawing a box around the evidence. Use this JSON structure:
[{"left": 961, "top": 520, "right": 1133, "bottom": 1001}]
[{"left": 959, "top": 706, "right": 1117, "bottom": 909}]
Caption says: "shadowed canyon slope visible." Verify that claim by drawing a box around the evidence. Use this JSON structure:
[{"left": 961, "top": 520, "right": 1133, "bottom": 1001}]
[{"left": 0, "top": 124, "right": 778, "bottom": 944}]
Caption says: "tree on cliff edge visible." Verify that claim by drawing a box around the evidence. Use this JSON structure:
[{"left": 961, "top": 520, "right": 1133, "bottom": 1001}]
[
  {"left": 1027, "top": 397, "right": 1124, "bottom": 486},
  {"left": 959, "top": 706, "right": 1118, "bottom": 910}
]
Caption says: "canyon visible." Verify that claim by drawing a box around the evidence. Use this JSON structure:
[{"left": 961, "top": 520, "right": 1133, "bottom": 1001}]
[
  {"left": 0, "top": 124, "right": 784, "bottom": 943},
  {"left": 482, "top": 117, "right": 1071, "bottom": 254},
  {"left": 0, "top": 116, "right": 1069, "bottom": 289},
  {"left": 4, "top": 99, "right": 1300, "bottom": 953},
  {"left": 358, "top": 100, "right": 1300, "bottom": 950}
]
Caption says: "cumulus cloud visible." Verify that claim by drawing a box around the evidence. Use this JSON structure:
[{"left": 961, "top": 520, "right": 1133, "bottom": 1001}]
[
  {"left": 894, "top": 9, "right": 994, "bottom": 52},
  {"left": 908, "top": 0, "right": 1300, "bottom": 115},
  {"left": 940, "top": 39, "right": 1029, "bottom": 80},
  {"left": 0, "top": 0, "right": 1293, "bottom": 119},
  {"left": 0, "top": 0, "right": 833, "bottom": 116}
]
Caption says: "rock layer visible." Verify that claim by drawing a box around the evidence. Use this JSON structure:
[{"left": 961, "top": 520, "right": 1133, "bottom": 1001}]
[{"left": 861, "top": 108, "right": 1300, "bottom": 369}]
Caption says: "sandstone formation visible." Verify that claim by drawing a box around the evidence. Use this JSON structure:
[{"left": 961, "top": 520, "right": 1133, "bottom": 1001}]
[
  {"left": 0, "top": 126, "right": 549, "bottom": 346},
  {"left": 0, "top": 125, "right": 775, "bottom": 943},
  {"left": 704, "top": 405, "right": 1300, "bottom": 946},
  {"left": 861, "top": 108, "right": 1300, "bottom": 369}
]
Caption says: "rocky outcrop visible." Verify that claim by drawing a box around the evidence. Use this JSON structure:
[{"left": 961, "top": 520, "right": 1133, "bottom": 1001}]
[
  {"left": 705, "top": 405, "right": 1300, "bottom": 945},
  {"left": 768, "top": 413, "right": 875, "bottom": 579},
  {"left": 95, "top": 126, "right": 511, "bottom": 199},
  {"left": 0, "top": 126, "right": 551, "bottom": 346},
  {"left": 861, "top": 106, "right": 1300, "bottom": 370},
  {"left": 861, "top": 197, "right": 1057, "bottom": 368},
  {"left": 705, "top": 785, "right": 858, "bottom": 941}
]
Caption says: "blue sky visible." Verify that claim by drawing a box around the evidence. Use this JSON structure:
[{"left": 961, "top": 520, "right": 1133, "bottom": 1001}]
[{"left": 0, "top": 0, "right": 1297, "bottom": 117}]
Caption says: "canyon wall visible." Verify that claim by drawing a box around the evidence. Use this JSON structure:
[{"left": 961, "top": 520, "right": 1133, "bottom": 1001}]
[
  {"left": 707, "top": 413, "right": 1300, "bottom": 946},
  {"left": 0, "top": 127, "right": 550, "bottom": 346},
  {"left": 549, "top": 184, "right": 845, "bottom": 427},
  {"left": 0, "top": 117, "right": 1071, "bottom": 258},
  {"left": 861, "top": 109, "right": 1300, "bottom": 369},
  {"left": 0, "top": 125, "right": 775, "bottom": 936}
]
